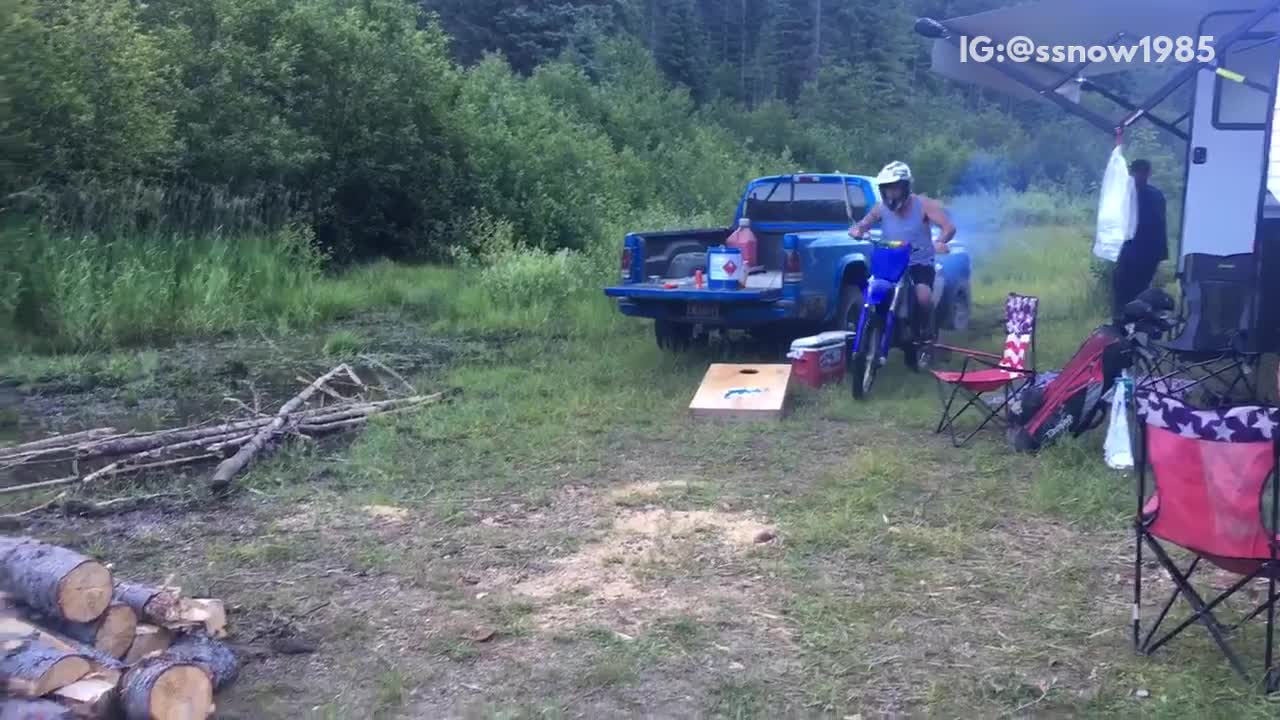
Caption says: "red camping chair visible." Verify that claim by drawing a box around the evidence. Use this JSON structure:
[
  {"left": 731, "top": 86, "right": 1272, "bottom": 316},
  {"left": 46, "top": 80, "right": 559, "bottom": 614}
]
[
  {"left": 1133, "top": 390, "right": 1280, "bottom": 690},
  {"left": 932, "top": 293, "right": 1039, "bottom": 447}
]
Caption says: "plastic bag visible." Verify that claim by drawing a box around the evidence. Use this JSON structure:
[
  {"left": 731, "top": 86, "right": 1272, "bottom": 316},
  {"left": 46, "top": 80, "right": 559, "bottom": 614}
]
[
  {"left": 1094, "top": 146, "right": 1137, "bottom": 262},
  {"left": 1104, "top": 372, "right": 1134, "bottom": 470}
]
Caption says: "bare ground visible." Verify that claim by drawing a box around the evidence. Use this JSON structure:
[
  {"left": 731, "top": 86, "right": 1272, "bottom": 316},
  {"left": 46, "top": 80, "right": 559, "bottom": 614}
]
[
  {"left": 13, "top": 415, "right": 1192, "bottom": 720},
  {"left": 6, "top": 321, "right": 1279, "bottom": 719}
]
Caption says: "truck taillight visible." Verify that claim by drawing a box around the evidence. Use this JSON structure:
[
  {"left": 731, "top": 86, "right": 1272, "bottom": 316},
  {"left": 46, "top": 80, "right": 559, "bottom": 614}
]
[
  {"left": 784, "top": 248, "right": 802, "bottom": 283},
  {"left": 620, "top": 247, "right": 632, "bottom": 280}
]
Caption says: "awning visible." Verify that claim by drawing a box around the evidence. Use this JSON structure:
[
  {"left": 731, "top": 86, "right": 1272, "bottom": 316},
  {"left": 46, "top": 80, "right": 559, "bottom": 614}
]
[{"left": 918, "top": 1, "right": 1280, "bottom": 127}]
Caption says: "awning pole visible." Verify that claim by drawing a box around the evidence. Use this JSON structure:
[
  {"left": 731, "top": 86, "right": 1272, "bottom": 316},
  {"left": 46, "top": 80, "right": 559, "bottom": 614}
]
[{"left": 1079, "top": 81, "right": 1191, "bottom": 141}]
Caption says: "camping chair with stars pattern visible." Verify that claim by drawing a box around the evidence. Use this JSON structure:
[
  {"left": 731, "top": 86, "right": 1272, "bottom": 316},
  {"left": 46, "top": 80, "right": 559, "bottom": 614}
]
[
  {"left": 931, "top": 293, "right": 1039, "bottom": 448},
  {"left": 1133, "top": 390, "right": 1280, "bottom": 691}
]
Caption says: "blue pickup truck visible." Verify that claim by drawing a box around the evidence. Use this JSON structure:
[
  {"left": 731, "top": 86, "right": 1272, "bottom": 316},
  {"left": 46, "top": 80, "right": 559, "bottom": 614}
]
[{"left": 604, "top": 173, "right": 972, "bottom": 350}]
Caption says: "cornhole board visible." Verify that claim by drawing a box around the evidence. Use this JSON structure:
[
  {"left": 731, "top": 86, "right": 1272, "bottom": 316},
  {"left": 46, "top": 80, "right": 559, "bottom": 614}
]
[{"left": 689, "top": 364, "right": 791, "bottom": 420}]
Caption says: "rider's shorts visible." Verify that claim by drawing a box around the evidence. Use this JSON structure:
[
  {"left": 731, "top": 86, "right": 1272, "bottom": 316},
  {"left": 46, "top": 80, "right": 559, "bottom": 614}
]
[{"left": 908, "top": 264, "right": 936, "bottom": 288}]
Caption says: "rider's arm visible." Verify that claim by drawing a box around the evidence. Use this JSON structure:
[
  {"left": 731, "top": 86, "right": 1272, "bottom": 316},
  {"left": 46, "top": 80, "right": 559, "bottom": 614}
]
[
  {"left": 849, "top": 204, "right": 881, "bottom": 238},
  {"left": 921, "top": 197, "right": 956, "bottom": 247}
]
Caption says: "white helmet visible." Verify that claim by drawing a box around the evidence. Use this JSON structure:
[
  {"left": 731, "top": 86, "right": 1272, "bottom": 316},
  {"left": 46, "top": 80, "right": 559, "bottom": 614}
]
[{"left": 874, "top": 161, "right": 913, "bottom": 211}]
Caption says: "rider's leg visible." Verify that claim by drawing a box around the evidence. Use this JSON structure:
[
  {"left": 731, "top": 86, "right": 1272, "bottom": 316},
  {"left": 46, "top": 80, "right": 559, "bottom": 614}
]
[
  {"left": 909, "top": 265, "right": 936, "bottom": 338},
  {"left": 914, "top": 283, "right": 932, "bottom": 337}
]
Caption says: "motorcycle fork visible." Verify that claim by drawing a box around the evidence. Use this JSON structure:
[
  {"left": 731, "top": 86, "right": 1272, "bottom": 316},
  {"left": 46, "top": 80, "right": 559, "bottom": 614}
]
[{"left": 881, "top": 282, "right": 905, "bottom": 359}]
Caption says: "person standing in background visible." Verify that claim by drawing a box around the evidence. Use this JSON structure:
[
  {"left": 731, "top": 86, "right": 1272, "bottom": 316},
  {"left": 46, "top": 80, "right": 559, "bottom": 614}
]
[{"left": 1112, "top": 159, "right": 1169, "bottom": 319}]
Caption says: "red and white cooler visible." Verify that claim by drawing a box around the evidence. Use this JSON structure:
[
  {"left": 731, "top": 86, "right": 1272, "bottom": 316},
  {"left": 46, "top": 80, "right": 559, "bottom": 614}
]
[{"left": 787, "top": 331, "right": 853, "bottom": 388}]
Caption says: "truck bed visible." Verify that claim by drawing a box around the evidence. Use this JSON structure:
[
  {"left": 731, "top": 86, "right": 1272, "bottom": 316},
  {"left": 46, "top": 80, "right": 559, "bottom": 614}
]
[{"left": 604, "top": 271, "right": 782, "bottom": 302}]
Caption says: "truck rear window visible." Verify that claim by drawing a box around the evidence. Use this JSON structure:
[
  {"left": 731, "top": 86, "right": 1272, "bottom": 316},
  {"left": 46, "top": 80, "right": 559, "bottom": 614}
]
[{"left": 744, "top": 180, "right": 865, "bottom": 223}]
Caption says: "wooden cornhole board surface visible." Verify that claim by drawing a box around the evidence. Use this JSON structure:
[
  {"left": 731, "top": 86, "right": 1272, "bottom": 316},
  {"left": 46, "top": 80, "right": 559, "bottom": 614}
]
[{"left": 689, "top": 364, "right": 791, "bottom": 420}]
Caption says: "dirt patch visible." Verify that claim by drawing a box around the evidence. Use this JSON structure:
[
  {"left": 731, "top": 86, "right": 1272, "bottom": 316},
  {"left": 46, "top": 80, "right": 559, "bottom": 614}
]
[
  {"left": 607, "top": 479, "right": 690, "bottom": 503},
  {"left": 614, "top": 508, "right": 774, "bottom": 548},
  {"left": 361, "top": 504, "right": 411, "bottom": 524},
  {"left": 511, "top": 504, "right": 778, "bottom": 632}
]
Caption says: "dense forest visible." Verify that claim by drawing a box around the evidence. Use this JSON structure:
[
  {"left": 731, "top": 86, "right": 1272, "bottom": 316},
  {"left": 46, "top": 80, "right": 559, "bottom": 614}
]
[{"left": 0, "top": 0, "right": 1181, "bottom": 348}]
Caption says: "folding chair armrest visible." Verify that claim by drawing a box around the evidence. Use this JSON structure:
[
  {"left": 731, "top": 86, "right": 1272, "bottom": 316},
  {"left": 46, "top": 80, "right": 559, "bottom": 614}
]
[
  {"left": 934, "top": 344, "right": 1003, "bottom": 362},
  {"left": 954, "top": 352, "right": 1034, "bottom": 377}
]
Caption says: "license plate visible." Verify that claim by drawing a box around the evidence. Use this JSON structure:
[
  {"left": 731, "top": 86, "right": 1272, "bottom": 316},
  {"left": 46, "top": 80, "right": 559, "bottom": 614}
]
[{"left": 686, "top": 303, "right": 719, "bottom": 319}]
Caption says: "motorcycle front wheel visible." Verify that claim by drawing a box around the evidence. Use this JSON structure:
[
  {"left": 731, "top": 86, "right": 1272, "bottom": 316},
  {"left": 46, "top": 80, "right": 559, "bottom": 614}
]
[{"left": 850, "top": 311, "right": 883, "bottom": 400}]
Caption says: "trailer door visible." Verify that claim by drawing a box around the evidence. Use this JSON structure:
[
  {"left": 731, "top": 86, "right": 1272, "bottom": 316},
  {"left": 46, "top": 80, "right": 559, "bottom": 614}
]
[{"left": 1181, "top": 13, "right": 1280, "bottom": 268}]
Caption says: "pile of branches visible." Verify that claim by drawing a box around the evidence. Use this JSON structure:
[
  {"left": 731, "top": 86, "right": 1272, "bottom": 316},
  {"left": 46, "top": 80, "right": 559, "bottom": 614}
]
[{"left": 1, "top": 363, "right": 442, "bottom": 502}]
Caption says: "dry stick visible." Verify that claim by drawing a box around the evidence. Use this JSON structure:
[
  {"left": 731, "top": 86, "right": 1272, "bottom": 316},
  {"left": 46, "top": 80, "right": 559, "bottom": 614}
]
[
  {"left": 208, "top": 364, "right": 352, "bottom": 493},
  {"left": 0, "top": 428, "right": 119, "bottom": 459},
  {"left": 0, "top": 491, "right": 68, "bottom": 522},
  {"left": 359, "top": 354, "right": 415, "bottom": 394},
  {"left": 1, "top": 424, "right": 260, "bottom": 467},
  {"left": 0, "top": 454, "right": 217, "bottom": 497},
  {"left": 60, "top": 493, "right": 178, "bottom": 517},
  {"left": 343, "top": 364, "right": 369, "bottom": 394},
  {"left": 0, "top": 399, "right": 433, "bottom": 497},
  {"left": 290, "top": 394, "right": 441, "bottom": 429},
  {"left": 204, "top": 434, "right": 255, "bottom": 455},
  {"left": 5, "top": 399, "right": 415, "bottom": 469},
  {"left": 6, "top": 397, "right": 424, "bottom": 469},
  {"left": 297, "top": 401, "right": 437, "bottom": 434},
  {"left": 298, "top": 376, "right": 352, "bottom": 403}
]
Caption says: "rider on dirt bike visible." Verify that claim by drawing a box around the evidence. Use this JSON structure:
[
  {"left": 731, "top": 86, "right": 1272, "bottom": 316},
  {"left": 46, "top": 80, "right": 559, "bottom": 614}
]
[{"left": 849, "top": 161, "right": 956, "bottom": 340}]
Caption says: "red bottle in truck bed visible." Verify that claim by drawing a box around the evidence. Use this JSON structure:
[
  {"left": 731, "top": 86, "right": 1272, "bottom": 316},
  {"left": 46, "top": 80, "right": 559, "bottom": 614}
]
[{"left": 725, "top": 218, "right": 758, "bottom": 271}]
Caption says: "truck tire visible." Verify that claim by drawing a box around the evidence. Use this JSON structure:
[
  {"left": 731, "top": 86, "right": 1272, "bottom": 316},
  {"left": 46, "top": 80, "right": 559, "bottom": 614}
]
[
  {"left": 655, "top": 320, "right": 694, "bottom": 352},
  {"left": 836, "top": 284, "right": 864, "bottom": 333}
]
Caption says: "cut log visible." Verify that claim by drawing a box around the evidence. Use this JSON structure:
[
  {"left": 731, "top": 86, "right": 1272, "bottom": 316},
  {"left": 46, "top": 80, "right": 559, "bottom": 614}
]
[
  {"left": 173, "top": 600, "right": 225, "bottom": 639},
  {"left": 51, "top": 678, "right": 117, "bottom": 719},
  {"left": 43, "top": 604, "right": 137, "bottom": 659},
  {"left": 0, "top": 637, "right": 90, "bottom": 698},
  {"left": 0, "top": 539, "right": 112, "bottom": 623},
  {"left": 111, "top": 586, "right": 225, "bottom": 639},
  {"left": 0, "top": 618, "right": 123, "bottom": 684},
  {"left": 209, "top": 364, "right": 353, "bottom": 492},
  {"left": 165, "top": 634, "right": 238, "bottom": 691},
  {"left": 120, "top": 657, "right": 213, "bottom": 720},
  {"left": 123, "top": 625, "right": 173, "bottom": 665},
  {"left": 0, "top": 699, "right": 74, "bottom": 720}
]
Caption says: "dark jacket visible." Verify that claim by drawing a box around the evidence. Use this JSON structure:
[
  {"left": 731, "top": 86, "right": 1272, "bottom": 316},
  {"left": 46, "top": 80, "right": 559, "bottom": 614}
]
[{"left": 1126, "top": 184, "right": 1168, "bottom": 264}]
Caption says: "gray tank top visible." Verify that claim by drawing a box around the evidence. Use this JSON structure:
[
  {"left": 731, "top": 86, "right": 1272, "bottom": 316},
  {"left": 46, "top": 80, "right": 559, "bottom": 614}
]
[{"left": 877, "top": 195, "right": 934, "bottom": 266}]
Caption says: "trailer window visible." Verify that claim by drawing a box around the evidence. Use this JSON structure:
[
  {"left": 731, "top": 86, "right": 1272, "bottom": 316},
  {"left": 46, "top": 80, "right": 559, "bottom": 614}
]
[{"left": 1213, "top": 37, "right": 1280, "bottom": 129}]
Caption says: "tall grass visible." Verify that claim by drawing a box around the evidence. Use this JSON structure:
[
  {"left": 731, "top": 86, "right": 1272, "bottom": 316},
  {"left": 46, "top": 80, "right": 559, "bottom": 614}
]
[
  {"left": 1, "top": 222, "right": 323, "bottom": 352},
  {"left": 2, "top": 186, "right": 1099, "bottom": 355}
]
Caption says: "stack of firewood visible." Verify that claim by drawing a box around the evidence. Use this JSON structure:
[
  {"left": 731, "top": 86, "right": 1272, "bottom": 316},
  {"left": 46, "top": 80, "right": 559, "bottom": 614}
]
[{"left": 0, "top": 537, "right": 236, "bottom": 719}]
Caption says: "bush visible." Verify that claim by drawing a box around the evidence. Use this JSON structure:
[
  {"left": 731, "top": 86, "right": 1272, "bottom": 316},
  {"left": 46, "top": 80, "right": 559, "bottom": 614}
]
[{"left": 479, "top": 247, "right": 593, "bottom": 307}]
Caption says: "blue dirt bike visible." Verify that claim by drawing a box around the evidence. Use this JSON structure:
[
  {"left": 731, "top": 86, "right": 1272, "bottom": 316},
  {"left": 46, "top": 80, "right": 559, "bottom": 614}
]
[{"left": 848, "top": 237, "right": 938, "bottom": 400}]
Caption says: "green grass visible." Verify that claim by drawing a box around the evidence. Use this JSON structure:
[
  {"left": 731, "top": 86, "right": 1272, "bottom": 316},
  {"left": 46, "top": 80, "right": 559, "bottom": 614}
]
[
  {"left": 14, "top": 204, "right": 1280, "bottom": 717},
  {"left": 321, "top": 330, "right": 365, "bottom": 357}
]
